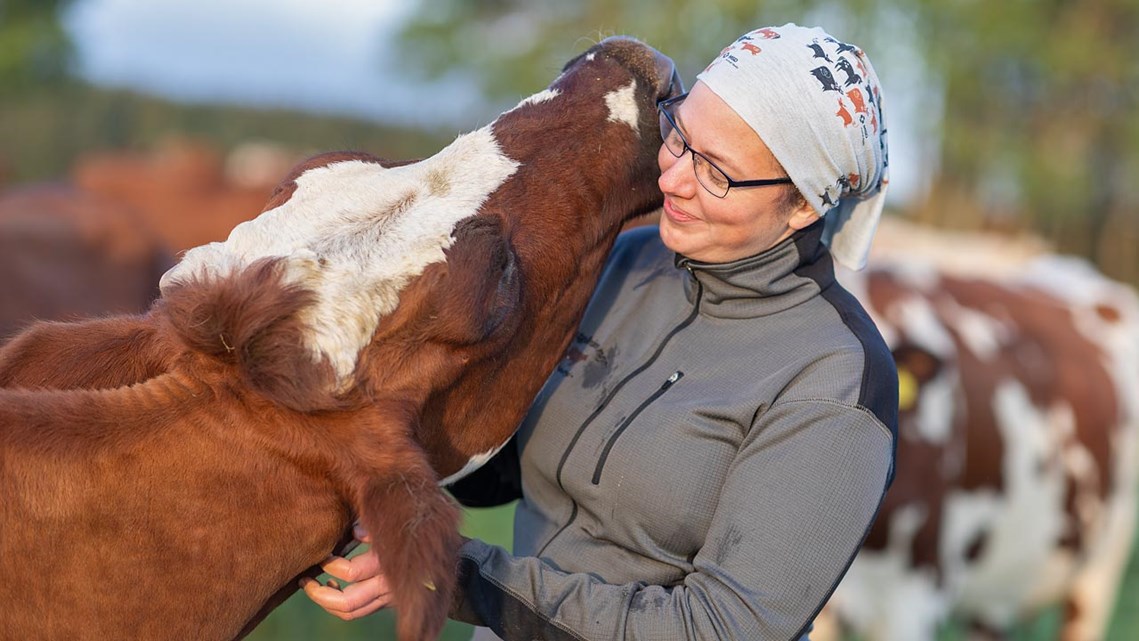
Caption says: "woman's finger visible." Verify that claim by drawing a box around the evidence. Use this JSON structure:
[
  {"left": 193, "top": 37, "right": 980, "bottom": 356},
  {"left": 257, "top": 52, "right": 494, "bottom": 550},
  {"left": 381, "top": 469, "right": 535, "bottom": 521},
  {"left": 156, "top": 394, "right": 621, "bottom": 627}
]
[
  {"left": 300, "top": 575, "right": 392, "bottom": 620},
  {"left": 320, "top": 549, "right": 381, "bottom": 583}
]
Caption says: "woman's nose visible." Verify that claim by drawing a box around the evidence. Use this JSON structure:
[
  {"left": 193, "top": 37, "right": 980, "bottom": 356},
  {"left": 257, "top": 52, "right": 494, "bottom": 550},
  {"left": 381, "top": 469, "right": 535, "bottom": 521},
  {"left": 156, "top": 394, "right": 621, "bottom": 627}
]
[{"left": 658, "top": 145, "right": 695, "bottom": 197}]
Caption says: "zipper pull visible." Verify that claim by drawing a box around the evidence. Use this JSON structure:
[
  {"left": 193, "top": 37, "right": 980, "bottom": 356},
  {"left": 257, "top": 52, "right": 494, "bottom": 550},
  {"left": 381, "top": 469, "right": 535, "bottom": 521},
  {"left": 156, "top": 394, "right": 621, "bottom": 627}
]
[{"left": 662, "top": 370, "right": 683, "bottom": 389}]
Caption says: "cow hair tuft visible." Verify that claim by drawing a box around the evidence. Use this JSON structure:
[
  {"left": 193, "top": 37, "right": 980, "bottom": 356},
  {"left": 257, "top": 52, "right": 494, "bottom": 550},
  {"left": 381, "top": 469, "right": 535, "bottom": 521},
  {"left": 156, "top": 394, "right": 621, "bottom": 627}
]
[{"left": 158, "top": 258, "right": 342, "bottom": 411}]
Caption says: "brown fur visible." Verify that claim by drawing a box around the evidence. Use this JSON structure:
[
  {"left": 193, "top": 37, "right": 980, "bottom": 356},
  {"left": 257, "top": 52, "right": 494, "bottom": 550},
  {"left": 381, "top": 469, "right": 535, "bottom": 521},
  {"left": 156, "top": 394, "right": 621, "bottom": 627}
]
[
  {"left": 0, "top": 314, "right": 173, "bottom": 390},
  {"left": 0, "top": 37, "right": 680, "bottom": 641},
  {"left": 162, "top": 259, "right": 344, "bottom": 413},
  {"left": 0, "top": 263, "right": 460, "bottom": 641}
]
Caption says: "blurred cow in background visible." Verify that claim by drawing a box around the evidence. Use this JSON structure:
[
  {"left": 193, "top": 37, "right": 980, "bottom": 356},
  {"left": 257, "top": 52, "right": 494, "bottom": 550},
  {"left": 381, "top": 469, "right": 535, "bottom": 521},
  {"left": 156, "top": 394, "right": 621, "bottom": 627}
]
[
  {"left": 820, "top": 219, "right": 1139, "bottom": 641},
  {"left": 0, "top": 185, "right": 172, "bottom": 342},
  {"left": 72, "top": 138, "right": 301, "bottom": 253},
  {"left": 0, "top": 139, "right": 300, "bottom": 342}
]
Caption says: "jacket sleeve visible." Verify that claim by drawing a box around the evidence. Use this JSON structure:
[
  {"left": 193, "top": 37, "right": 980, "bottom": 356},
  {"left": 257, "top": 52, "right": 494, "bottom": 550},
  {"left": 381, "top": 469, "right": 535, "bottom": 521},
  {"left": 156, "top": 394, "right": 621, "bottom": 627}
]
[
  {"left": 449, "top": 401, "right": 894, "bottom": 641},
  {"left": 445, "top": 435, "right": 523, "bottom": 508}
]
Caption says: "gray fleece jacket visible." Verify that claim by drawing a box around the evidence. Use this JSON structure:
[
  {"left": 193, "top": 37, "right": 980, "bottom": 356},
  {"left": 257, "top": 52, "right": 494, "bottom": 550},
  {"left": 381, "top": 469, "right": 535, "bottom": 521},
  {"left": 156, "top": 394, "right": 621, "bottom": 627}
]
[{"left": 447, "top": 221, "right": 897, "bottom": 641}]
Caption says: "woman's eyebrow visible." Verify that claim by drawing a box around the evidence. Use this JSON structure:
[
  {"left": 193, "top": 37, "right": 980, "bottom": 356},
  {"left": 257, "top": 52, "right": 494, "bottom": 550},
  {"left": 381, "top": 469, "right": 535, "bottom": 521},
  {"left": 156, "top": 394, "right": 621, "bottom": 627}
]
[{"left": 674, "top": 108, "right": 740, "bottom": 172}]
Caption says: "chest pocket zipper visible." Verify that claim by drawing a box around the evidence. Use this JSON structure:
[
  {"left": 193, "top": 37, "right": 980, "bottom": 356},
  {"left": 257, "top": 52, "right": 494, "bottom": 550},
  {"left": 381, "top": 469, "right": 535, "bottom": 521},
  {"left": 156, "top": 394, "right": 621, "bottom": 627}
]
[{"left": 591, "top": 370, "right": 684, "bottom": 485}]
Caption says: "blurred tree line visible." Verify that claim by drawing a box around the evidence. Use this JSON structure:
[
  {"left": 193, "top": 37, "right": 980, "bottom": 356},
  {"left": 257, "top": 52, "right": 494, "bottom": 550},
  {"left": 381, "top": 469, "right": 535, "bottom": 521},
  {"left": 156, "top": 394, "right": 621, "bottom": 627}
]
[
  {"left": 0, "top": 0, "right": 448, "bottom": 186},
  {"left": 398, "top": 0, "right": 1139, "bottom": 285},
  {"left": 1, "top": 0, "right": 1136, "bottom": 284},
  {"left": 0, "top": 0, "right": 74, "bottom": 91}
]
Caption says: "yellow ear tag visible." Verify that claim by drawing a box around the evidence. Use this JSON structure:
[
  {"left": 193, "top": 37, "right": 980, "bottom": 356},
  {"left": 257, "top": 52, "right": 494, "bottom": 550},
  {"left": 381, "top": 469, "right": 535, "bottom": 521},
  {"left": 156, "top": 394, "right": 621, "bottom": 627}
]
[
  {"left": 897, "top": 367, "right": 919, "bottom": 412},
  {"left": 423, "top": 580, "right": 437, "bottom": 592}
]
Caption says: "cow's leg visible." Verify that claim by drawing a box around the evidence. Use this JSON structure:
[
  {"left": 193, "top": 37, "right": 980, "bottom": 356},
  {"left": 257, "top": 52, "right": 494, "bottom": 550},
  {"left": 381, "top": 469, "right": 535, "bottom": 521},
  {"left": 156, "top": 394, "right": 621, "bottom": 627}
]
[
  {"left": 1060, "top": 491, "right": 1138, "bottom": 641},
  {"left": 346, "top": 406, "right": 462, "bottom": 641}
]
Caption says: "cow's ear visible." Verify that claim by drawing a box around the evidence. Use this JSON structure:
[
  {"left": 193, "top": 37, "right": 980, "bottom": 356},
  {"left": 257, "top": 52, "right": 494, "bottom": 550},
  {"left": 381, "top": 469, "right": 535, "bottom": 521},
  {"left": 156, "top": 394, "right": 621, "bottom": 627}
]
[
  {"left": 427, "top": 215, "right": 522, "bottom": 345},
  {"left": 160, "top": 259, "right": 342, "bottom": 412}
]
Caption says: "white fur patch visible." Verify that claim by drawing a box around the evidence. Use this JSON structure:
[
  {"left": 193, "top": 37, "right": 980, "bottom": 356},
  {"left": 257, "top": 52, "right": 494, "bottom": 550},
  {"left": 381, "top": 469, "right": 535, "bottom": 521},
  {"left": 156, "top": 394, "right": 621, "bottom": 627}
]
[
  {"left": 893, "top": 296, "right": 956, "bottom": 358},
  {"left": 514, "top": 88, "right": 560, "bottom": 109},
  {"left": 829, "top": 505, "right": 949, "bottom": 641},
  {"left": 914, "top": 374, "right": 955, "bottom": 444},
  {"left": 437, "top": 439, "right": 512, "bottom": 487},
  {"left": 943, "top": 301, "right": 1008, "bottom": 362},
  {"left": 604, "top": 80, "right": 640, "bottom": 134},
  {"left": 161, "top": 127, "right": 520, "bottom": 390},
  {"left": 947, "top": 381, "right": 1073, "bottom": 627}
]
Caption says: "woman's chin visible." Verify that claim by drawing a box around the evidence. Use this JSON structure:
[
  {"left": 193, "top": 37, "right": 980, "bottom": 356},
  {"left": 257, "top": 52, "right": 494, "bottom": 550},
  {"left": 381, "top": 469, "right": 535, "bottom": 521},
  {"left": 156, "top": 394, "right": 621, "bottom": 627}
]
[{"left": 659, "top": 221, "right": 697, "bottom": 257}]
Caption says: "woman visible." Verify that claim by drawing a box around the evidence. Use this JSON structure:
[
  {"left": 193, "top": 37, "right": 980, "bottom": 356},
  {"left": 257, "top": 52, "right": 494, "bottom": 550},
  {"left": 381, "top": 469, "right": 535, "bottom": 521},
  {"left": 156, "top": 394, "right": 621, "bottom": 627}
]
[{"left": 305, "top": 23, "right": 896, "bottom": 640}]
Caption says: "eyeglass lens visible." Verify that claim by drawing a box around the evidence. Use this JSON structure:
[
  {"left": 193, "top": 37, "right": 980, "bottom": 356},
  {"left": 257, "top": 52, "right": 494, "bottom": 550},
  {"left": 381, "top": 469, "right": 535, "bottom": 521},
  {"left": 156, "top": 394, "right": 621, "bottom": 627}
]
[{"left": 658, "top": 106, "right": 732, "bottom": 197}]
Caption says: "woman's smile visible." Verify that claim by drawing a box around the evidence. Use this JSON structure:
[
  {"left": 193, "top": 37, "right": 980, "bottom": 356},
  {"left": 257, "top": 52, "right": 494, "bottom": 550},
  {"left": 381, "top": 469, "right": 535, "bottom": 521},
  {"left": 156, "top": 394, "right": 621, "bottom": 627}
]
[{"left": 662, "top": 196, "right": 698, "bottom": 224}]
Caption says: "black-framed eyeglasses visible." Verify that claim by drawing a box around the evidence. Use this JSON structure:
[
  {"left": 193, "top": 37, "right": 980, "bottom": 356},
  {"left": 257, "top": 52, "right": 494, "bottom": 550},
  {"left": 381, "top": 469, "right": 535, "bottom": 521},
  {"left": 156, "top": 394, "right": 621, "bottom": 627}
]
[{"left": 658, "top": 92, "right": 794, "bottom": 199}]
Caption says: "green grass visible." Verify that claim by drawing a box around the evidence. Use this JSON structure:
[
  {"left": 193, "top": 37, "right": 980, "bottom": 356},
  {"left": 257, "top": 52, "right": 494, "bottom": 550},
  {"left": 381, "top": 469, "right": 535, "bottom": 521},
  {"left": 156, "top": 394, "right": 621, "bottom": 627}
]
[
  {"left": 1107, "top": 522, "right": 1139, "bottom": 641},
  {"left": 248, "top": 502, "right": 1139, "bottom": 640},
  {"left": 246, "top": 503, "right": 516, "bottom": 641}
]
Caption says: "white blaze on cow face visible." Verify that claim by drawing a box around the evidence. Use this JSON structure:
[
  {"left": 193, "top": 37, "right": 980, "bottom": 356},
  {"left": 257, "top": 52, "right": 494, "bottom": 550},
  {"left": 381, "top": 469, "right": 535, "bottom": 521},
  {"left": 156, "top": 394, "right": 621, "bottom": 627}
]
[
  {"left": 160, "top": 127, "right": 520, "bottom": 389},
  {"left": 605, "top": 80, "right": 640, "bottom": 135}
]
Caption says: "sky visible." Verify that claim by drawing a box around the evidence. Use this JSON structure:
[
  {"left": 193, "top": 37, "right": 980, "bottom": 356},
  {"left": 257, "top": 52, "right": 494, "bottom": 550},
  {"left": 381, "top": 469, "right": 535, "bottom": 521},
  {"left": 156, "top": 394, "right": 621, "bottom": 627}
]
[
  {"left": 64, "top": 0, "right": 486, "bottom": 128},
  {"left": 63, "top": 0, "right": 930, "bottom": 206}
]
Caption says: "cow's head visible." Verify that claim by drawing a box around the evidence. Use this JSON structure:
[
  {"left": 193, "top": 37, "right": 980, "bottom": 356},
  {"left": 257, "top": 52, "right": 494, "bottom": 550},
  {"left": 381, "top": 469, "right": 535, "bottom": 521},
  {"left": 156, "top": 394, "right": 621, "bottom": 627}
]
[{"left": 158, "top": 37, "right": 680, "bottom": 413}]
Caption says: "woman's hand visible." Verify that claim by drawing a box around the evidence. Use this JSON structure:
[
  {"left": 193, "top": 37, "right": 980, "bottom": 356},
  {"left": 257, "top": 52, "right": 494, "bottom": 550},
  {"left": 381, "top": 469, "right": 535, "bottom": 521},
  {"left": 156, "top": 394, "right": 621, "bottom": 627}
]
[{"left": 301, "top": 525, "right": 392, "bottom": 621}]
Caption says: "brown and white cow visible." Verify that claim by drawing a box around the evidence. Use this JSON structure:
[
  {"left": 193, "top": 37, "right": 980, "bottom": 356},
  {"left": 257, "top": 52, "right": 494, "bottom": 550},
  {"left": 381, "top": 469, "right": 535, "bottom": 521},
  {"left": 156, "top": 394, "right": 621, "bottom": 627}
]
[
  {"left": 820, "top": 221, "right": 1139, "bottom": 641},
  {"left": 0, "top": 37, "right": 681, "bottom": 641}
]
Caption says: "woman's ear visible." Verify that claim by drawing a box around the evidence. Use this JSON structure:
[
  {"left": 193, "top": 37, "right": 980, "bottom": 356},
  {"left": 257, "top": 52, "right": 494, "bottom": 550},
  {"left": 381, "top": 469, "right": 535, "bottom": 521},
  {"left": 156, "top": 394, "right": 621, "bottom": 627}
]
[{"left": 788, "top": 203, "right": 821, "bottom": 231}]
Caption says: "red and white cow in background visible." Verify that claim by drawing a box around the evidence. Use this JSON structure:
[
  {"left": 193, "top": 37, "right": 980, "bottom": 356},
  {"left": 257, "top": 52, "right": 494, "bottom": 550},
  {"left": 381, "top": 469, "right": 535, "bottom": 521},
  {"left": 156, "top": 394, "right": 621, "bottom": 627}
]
[
  {"left": 821, "top": 219, "right": 1139, "bottom": 641},
  {"left": 0, "top": 185, "right": 172, "bottom": 341}
]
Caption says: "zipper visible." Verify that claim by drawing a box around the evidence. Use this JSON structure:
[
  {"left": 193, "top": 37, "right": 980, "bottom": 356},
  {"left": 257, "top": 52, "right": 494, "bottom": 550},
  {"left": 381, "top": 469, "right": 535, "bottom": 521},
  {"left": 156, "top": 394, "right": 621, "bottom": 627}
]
[
  {"left": 536, "top": 267, "right": 702, "bottom": 556},
  {"left": 591, "top": 371, "right": 683, "bottom": 484}
]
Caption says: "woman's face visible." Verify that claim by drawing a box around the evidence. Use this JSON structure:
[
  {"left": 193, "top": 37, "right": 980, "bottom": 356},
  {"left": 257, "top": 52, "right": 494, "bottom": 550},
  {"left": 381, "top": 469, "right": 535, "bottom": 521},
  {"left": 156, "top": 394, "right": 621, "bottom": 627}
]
[{"left": 657, "top": 82, "right": 817, "bottom": 264}]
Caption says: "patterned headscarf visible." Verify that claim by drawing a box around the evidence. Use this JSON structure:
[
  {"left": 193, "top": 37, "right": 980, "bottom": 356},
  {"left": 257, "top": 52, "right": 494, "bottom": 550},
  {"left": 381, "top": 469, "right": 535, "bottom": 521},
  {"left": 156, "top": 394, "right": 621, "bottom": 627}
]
[{"left": 697, "top": 23, "right": 889, "bottom": 270}]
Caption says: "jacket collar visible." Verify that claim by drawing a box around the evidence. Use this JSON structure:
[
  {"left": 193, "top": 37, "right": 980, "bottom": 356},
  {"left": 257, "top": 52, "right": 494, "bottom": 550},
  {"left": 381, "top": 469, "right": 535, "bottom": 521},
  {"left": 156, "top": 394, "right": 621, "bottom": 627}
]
[{"left": 675, "top": 220, "right": 835, "bottom": 319}]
